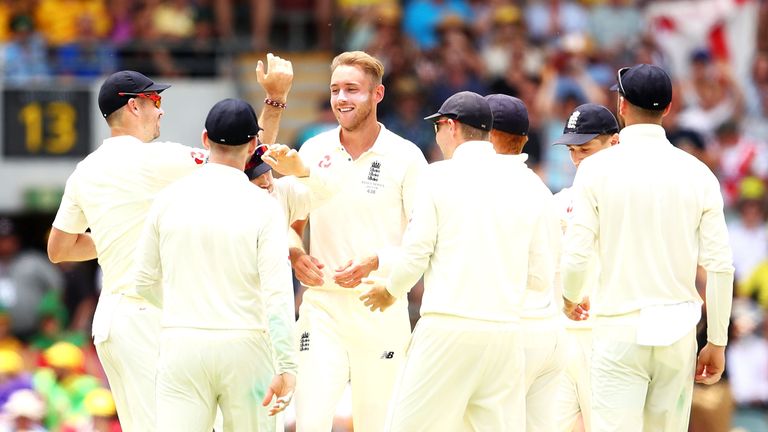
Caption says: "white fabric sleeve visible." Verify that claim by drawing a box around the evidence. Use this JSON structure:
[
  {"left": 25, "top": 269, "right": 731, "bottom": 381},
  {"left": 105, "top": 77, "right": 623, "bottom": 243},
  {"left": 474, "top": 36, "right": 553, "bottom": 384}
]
[
  {"left": 561, "top": 168, "right": 599, "bottom": 303},
  {"left": 387, "top": 172, "right": 435, "bottom": 299},
  {"left": 377, "top": 152, "right": 427, "bottom": 275},
  {"left": 705, "top": 271, "right": 734, "bottom": 346},
  {"left": 134, "top": 199, "right": 164, "bottom": 309},
  {"left": 527, "top": 201, "right": 560, "bottom": 293},
  {"left": 52, "top": 174, "right": 89, "bottom": 234},
  {"left": 258, "top": 200, "right": 298, "bottom": 375}
]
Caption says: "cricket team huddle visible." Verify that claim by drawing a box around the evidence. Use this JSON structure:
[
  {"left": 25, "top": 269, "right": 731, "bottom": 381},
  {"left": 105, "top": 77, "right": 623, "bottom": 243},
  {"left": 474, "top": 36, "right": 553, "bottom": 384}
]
[{"left": 47, "top": 50, "right": 734, "bottom": 432}]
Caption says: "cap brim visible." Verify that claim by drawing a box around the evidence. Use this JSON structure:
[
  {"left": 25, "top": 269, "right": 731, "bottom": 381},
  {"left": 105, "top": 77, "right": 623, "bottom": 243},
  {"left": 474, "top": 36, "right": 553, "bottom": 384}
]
[
  {"left": 552, "top": 133, "right": 599, "bottom": 146},
  {"left": 609, "top": 83, "right": 619, "bottom": 91},
  {"left": 246, "top": 162, "right": 272, "bottom": 181},
  {"left": 144, "top": 83, "right": 171, "bottom": 93},
  {"left": 423, "top": 112, "right": 442, "bottom": 122}
]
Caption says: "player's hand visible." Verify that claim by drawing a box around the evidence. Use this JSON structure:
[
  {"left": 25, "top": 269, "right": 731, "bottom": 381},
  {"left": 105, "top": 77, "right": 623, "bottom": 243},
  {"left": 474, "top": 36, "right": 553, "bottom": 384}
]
[
  {"left": 695, "top": 343, "right": 725, "bottom": 385},
  {"left": 262, "top": 144, "right": 309, "bottom": 177},
  {"left": 262, "top": 372, "right": 296, "bottom": 416},
  {"left": 289, "top": 248, "right": 324, "bottom": 286},
  {"left": 563, "top": 296, "right": 590, "bottom": 321},
  {"left": 256, "top": 53, "right": 293, "bottom": 102},
  {"left": 358, "top": 277, "right": 396, "bottom": 312},
  {"left": 333, "top": 256, "right": 378, "bottom": 288}
]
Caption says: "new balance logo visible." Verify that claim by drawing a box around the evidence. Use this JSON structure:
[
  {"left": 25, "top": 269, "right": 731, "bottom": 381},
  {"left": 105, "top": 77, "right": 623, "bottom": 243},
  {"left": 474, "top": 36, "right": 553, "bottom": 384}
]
[
  {"left": 300, "top": 332, "right": 310, "bottom": 352},
  {"left": 380, "top": 351, "right": 395, "bottom": 359}
]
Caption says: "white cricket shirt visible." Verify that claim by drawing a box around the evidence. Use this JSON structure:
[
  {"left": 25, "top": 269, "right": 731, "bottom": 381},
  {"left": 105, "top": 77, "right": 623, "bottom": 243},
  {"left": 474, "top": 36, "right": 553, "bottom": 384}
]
[
  {"left": 554, "top": 187, "right": 597, "bottom": 328},
  {"left": 52, "top": 135, "right": 205, "bottom": 297},
  {"left": 388, "top": 141, "right": 557, "bottom": 323},
  {"left": 272, "top": 175, "right": 311, "bottom": 227},
  {"left": 562, "top": 124, "right": 734, "bottom": 343},
  {"left": 297, "top": 124, "right": 427, "bottom": 289},
  {"left": 134, "top": 163, "right": 296, "bottom": 372}
]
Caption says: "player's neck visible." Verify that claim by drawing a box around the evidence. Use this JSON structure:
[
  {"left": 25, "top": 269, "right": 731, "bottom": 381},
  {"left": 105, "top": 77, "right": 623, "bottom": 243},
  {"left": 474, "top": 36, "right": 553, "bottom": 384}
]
[
  {"left": 340, "top": 120, "right": 381, "bottom": 160},
  {"left": 110, "top": 125, "right": 151, "bottom": 143}
]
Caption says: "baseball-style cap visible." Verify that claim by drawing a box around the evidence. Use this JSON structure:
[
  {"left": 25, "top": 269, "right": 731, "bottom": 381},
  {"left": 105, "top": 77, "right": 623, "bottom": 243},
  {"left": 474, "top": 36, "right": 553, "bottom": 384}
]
[
  {"left": 424, "top": 91, "right": 493, "bottom": 131},
  {"left": 244, "top": 147, "right": 272, "bottom": 180},
  {"left": 485, "top": 94, "right": 528, "bottom": 136},
  {"left": 610, "top": 64, "right": 672, "bottom": 111},
  {"left": 552, "top": 103, "right": 619, "bottom": 146},
  {"left": 97, "top": 70, "right": 170, "bottom": 118},
  {"left": 205, "top": 98, "right": 262, "bottom": 146}
]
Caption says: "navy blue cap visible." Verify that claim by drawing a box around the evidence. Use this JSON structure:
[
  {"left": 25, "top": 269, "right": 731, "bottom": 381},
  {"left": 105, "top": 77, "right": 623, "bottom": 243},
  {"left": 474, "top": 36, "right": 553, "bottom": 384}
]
[
  {"left": 424, "top": 91, "right": 493, "bottom": 131},
  {"left": 552, "top": 103, "right": 619, "bottom": 146},
  {"left": 485, "top": 94, "right": 528, "bottom": 136},
  {"left": 205, "top": 99, "right": 262, "bottom": 146},
  {"left": 98, "top": 70, "right": 170, "bottom": 118},
  {"left": 610, "top": 64, "right": 672, "bottom": 111},
  {"left": 244, "top": 148, "right": 272, "bottom": 180}
]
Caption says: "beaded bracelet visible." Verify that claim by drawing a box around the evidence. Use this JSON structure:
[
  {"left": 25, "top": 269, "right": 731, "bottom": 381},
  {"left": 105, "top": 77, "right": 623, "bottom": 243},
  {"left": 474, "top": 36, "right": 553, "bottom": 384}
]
[{"left": 264, "top": 98, "right": 287, "bottom": 109}]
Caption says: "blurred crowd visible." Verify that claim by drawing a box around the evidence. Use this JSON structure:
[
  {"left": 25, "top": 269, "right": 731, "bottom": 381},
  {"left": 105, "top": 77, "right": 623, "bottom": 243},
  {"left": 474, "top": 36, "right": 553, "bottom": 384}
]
[{"left": 1, "top": 0, "right": 768, "bottom": 431}]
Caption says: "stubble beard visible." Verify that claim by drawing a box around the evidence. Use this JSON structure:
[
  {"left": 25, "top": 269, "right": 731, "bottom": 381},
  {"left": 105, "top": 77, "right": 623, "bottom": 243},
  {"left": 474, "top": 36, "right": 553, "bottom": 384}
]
[{"left": 338, "top": 102, "right": 373, "bottom": 133}]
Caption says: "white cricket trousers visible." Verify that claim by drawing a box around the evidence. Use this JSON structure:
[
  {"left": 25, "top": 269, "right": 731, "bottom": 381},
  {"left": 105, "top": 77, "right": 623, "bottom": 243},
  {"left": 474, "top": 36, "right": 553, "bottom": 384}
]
[
  {"left": 522, "top": 316, "right": 567, "bottom": 432},
  {"left": 591, "top": 324, "right": 697, "bottom": 432},
  {"left": 94, "top": 296, "right": 159, "bottom": 432},
  {"left": 385, "top": 314, "right": 525, "bottom": 432},
  {"left": 156, "top": 328, "right": 278, "bottom": 432},
  {"left": 554, "top": 327, "right": 592, "bottom": 432},
  {"left": 294, "top": 288, "right": 411, "bottom": 432}
]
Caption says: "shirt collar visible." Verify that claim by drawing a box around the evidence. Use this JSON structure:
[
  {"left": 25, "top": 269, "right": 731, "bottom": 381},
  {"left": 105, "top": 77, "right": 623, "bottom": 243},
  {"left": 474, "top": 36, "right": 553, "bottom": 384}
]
[{"left": 332, "top": 122, "right": 392, "bottom": 156}]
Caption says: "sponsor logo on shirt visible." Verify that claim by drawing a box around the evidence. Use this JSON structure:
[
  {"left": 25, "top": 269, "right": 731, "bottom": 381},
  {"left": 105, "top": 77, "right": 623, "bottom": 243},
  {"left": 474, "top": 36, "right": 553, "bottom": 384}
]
[
  {"left": 380, "top": 351, "right": 395, "bottom": 359},
  {"left": 363, "top": 160, "right": 384, "bottom": 194},
  {"left": 318, "top": 155, "right": 332, "bottom": 168},
  {"left": 299, "top": 332, "right": 310, "bottom": 352},
  {"left": 190, "top": 150, "right": 206, "bottom": 165}
]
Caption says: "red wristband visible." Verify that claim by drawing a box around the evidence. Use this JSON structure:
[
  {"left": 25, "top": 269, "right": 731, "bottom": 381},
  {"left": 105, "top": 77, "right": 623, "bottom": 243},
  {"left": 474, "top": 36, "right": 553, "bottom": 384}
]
[{"left": 264, "top": 98, "right": 287, "bottom": 109}]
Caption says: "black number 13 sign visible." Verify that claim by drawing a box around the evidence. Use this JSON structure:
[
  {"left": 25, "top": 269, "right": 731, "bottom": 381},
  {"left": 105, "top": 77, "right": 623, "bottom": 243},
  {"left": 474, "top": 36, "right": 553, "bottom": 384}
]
[{"left": 3, "top": 89, "right": 91, "bottom": 158}]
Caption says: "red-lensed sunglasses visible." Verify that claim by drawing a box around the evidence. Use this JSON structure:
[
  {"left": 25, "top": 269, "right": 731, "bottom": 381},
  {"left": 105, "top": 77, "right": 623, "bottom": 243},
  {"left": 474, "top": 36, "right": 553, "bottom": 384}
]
[{"left": 118, "top": 92, "right": 162, "bottom": 108}]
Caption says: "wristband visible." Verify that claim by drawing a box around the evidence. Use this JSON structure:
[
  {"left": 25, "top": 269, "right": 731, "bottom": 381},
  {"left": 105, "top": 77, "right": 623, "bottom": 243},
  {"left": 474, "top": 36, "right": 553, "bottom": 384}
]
[{"left": 265, "top": 98, "right": 287, "bottom": 109}]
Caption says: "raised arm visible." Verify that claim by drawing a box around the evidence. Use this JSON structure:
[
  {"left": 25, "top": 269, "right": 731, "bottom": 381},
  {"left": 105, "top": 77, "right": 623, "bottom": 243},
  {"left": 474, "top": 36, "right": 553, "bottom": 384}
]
[{"left": 257, "top": 53, "right": 293, "bottom": 145}]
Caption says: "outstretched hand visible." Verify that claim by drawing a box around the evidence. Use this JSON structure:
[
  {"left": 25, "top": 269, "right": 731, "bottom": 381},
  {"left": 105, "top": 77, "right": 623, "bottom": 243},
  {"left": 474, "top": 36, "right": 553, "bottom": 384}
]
[
  {"left": 333, "top": 256, "right": 378, "bottom": 288},
  {"left": 261, "top": 373, "right": 296, "bottom": 416},
  {"left": 256, "top": 53, "right": 293, "bottom": 101},
  {"left": 358, "top": 277, "right": 396, "bottom": 312},
  {"left": 262, "top": 144, "right": 309, "bottom": 177}
]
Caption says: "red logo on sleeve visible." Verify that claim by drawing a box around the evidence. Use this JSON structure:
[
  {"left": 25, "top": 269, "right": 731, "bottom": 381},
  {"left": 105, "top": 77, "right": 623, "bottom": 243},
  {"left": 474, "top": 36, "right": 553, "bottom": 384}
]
[{"left": 190, "top": 151, "right": 206, "bottom": 165}]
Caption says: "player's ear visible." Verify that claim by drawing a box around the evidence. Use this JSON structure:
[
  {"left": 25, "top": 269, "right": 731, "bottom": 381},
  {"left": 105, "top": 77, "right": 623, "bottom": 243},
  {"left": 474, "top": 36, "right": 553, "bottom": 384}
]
[
  {"left": 374, "top": 84, "right": 385, "bottom": 104},
  {"left": 201, "top": 130, "right": 211, "bottom": 150},
  {"left": 610, "top": 133, "right": 619, "bottom": 146}
]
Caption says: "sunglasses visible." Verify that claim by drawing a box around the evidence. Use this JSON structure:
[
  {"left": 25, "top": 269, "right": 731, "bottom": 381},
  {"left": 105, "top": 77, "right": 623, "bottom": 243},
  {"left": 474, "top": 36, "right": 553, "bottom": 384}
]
[
  {"left": 254, "top": 143, "right": 268, "bottom": 157},
  {"left": 119, "top": 92, "right": 162, "bottom": 108},
  {"left": 433, "top": 119, "right": 451, "bottom": 133},
  {"left": 616, "top": 67, "right": 630, "bottom": 95}
]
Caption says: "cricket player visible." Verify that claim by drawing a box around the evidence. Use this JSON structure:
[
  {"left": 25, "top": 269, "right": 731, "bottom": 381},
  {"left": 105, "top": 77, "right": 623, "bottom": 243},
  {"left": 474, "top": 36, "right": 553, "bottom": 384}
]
[
  {"left": 135, "top": 98, "right": 296, "bottom": 431},
  {"left": 561, "top": 64, "right": 734, "bottom": 431},
  {"left": 266, "top": 51, "right": 427, "bottom": 432},
  {"left": 360, "top": 91, "right": 558, "bottom": 431},
  {"left": 46, "top": 55, "right": 293, "bottom": 431},
  {"left": 485, "top": 94, "right": 566, "bottom": 432},
  {"left": 550, "top": 102, "right": 620, "bottom": 432}
]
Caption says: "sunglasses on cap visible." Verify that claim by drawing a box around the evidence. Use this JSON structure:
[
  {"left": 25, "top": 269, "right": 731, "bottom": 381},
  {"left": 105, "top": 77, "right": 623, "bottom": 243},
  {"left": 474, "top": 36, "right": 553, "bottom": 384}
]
[
  {"left": 118, "top": 92, "right": 162, "bottom": 109},
  {"left": 615, "top": 67, "right": 630, "bottom": 96}
]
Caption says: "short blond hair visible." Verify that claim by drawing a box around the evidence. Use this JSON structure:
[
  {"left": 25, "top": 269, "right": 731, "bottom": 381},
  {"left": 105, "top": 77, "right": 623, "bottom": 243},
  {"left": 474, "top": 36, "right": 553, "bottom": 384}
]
[{"left": 331, "top": 51, "right": 384, "bottom": 86}]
